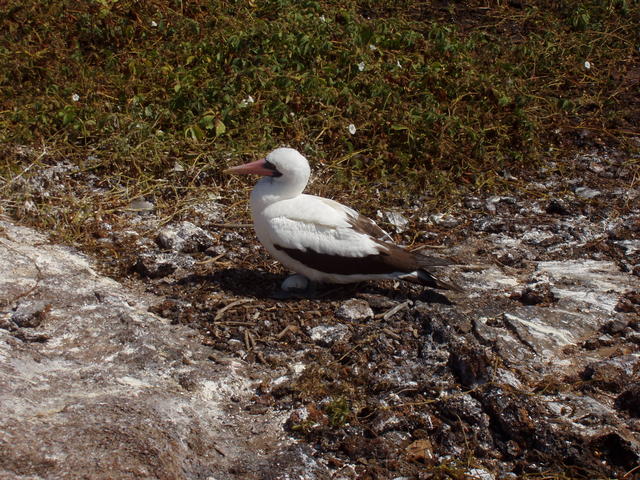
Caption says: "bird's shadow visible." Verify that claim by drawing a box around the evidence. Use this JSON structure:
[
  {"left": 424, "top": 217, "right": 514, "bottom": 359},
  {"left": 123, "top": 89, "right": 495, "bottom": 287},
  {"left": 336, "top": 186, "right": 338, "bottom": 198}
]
[{"left": 179, "top": 267, "right": 454, "bottom": 304}]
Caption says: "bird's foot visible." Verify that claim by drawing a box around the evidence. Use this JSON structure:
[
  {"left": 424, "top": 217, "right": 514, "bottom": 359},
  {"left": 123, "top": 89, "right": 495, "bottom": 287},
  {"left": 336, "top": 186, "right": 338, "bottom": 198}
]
[
  {"left": 281, "top": 274, "right": 310, "bottom": 291},
  {"left": 272, "top": 274, "right": 316, "bottom": 299}
]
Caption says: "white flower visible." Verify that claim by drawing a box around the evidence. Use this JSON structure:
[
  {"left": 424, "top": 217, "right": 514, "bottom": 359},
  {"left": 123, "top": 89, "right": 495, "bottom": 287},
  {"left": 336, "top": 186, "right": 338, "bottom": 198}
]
[
  {"left": 240, "top": 95, "right": 255, "bottom": 107},
  {"left": 396, "top": 60, "right": 402, "bottom": 68},
  {"left": 71, "top": 93, "right": 80, "bottom": 102},
  {"left": 150, "top": 20, "right": 158, "bottom": 27},
  {"left": 319, "top": 15, "right": 326, "bottom": 22},
  {"left": 357, "top": 61, "right": 365, "bottom": 72},
  {"left": 348, "top": 124, "right": 356, "bottom": 135},
  {"left": 584, "top": 60, "right": 591, "bottom": 69},
  {"left": 369, "top": 44, "right": 377, "bottom": 51}
]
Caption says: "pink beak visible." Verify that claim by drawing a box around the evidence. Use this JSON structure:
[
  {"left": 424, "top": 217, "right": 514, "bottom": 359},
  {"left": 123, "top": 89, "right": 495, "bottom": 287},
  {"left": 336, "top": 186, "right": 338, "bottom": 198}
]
[{"left": 224, "top": 158, "right": 273, "bottom": 176}]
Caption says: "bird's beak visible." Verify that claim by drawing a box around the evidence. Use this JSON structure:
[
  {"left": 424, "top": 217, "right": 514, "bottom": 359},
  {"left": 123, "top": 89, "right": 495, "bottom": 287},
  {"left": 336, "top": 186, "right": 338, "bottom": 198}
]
[{"left": 224, "top": 158, "right": 273, "bottom": 176}]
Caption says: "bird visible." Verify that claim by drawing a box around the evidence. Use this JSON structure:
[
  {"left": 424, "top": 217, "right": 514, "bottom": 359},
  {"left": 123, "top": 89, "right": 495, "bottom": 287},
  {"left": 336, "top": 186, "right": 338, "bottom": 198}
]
[{"left": 224, "top": 147, "right": 460, "bottom": 293}]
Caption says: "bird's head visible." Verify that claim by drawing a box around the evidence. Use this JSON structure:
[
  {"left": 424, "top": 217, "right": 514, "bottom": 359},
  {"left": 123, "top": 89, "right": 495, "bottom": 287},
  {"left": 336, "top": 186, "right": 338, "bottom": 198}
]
[{"left": 225, "top": 148, "right": 310, "bottom": 191}]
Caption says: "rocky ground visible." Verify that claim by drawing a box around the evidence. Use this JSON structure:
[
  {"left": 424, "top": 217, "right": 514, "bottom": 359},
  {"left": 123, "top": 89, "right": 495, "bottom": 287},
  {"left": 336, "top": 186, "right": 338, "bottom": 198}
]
[{"left": 1, "top": 148, "right": 639, "bottom": 479}]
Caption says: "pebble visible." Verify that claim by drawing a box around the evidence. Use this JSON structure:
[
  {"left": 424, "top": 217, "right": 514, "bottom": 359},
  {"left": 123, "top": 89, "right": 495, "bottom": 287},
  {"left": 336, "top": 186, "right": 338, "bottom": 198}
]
[
  {"left": 575, "top": 186, "right": 601, "bottom": 199},
  {"left": 518, "top": 281, "right": 556, "bottom": 305},
  {"left": 134, "top": 252, "right": 194, "bottom": 278},
  {"left": 127, "top": 197, "right": 155, "bottom": 213},
  {"left": 383, "top": 210, "right": 409, "bottom": 232},
  {"left": 485, "top": 196, "right": 516, "bottom": 214},
  {"left": 429, "top": 213, "right": 460, "bottom": 228},
  {"left": 335, "top": 299, "right": 374, "bottom": 322},
  {"left": 309, "top": 324, "right": 351, "bottom": 347},
  {"left": 189, "top": 199, "right": 225, "bottom": 225},
  {"left": 11, "top": 301, "right": 49, "bottom": 328},
  {"left": 463, "top": 196, "right": 484, "bottom": 209},
  {"left": 466, "top": 468, "right": 495, "bottom": 480},
  {"left": 156, "top": 221, "right": 215, "bottom": 253},
  {"left": 546, "top": 199, "right": 572, "bottom": 215}
]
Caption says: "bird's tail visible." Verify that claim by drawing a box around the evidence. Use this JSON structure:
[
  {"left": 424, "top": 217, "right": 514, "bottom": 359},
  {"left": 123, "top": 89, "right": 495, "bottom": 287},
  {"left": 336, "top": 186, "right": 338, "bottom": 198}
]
[{"left": 400, "top": 268, "right": 462, "bottom": 291}]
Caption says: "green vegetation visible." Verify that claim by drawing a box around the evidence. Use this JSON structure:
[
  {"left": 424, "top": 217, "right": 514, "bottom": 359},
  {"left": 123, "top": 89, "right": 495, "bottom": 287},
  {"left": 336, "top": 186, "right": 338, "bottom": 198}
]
[{"left": 1, "top": 0, "right": 639, "bottom": 241}]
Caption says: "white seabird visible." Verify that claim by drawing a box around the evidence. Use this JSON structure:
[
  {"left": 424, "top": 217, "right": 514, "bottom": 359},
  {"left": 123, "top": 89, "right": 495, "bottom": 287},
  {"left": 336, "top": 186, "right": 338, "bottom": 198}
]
[{"left": 225, "top": 147, "right": 459, "bottom": 292}]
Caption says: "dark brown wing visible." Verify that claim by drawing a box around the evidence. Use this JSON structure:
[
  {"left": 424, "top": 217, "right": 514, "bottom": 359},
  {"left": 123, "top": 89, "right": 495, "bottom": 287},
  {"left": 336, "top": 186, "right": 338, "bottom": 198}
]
[
  {"left": 273, "top": 241, "right": 419, "bottom": 276},
  {"left": 346, "top": 212, "right": 392, "bottom": 241}
]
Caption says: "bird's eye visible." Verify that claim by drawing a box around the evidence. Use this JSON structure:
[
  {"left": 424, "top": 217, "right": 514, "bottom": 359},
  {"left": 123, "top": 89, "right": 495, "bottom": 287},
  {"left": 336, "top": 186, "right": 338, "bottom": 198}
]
[{"left": 264, "top": 160, "right": 282, "bottom": 177}]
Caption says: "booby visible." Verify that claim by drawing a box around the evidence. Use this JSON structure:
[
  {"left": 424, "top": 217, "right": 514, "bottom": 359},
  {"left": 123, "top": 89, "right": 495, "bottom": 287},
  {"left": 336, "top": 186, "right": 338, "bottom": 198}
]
[{"left": 225, "top": 148, "right": 459, "bottom": 292}]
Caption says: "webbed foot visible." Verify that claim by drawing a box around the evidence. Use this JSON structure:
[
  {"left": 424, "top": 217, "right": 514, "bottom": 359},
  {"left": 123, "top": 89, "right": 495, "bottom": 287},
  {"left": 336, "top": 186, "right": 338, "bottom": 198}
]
[{"left": 272, "top": 274, "right": 317, "bottom": 299}]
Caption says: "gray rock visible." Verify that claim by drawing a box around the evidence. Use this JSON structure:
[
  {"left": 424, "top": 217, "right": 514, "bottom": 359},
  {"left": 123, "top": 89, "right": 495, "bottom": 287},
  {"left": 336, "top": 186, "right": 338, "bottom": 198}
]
[
  {"left": 581, "top": 355, "right": 640, "bottom": 392},
  {"left": 127, "top": 197, "right": 155, "bottom": 212},
  {"left": 546, "top": 198, "right": 572, "bottom": 215},
  {"left": 615, "top": 383, "right": 640, "bottom": 416},
  {"left": 309, "top": 324, "right": 351, "bottom": 346},
  {"left": 463, "top": 196, "right": 484, "bottom": 209},
  {"left": 383, "top": 210, "right": 409, "bottom": 232},
  {"left": 575, "top": 186, "right": 602, "bottom": 199},
  {"left": 371, "top": 410, "right": 404, "bottom": 435},
  {"left": 335, "top": 299, "right": 374, "bottom": 322},
  {"left": 10, "top": 300, "right": 49, "bottom": 328},
  {"left": 156, "top": 221, "right": 215, "bottom": 253},
  {"left": 429, "top": 213, "right": 460, "bottom": 228},
  {"left": 485, "top": 196, "right": 517, "bottom": 214},
  {"left": 0, "top": 220, "right": 297, "bottom": 479},
  {"left": 189, "top": 198, "right": 225, "bottom": 225},
  {"left": 134, "top": 252, "right": 194, "bottom": 278},
  {"left": 466, "top": 468, "right": 495, "bottom": 480}
]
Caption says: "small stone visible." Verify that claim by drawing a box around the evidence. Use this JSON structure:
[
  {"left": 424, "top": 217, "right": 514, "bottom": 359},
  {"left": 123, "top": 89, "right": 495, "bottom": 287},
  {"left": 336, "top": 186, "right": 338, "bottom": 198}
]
[
  {"left": 615, "top": 383, "right": 640, "bottom": 417},
  {"left": 588, "top": 432, "right": 639, "bottom": 471},
  {"left": 474, "top": 217, "right": 506, "bottom": 233},
  {"left": 463, "top": 196, "right": 483, "bottom": 209},
  {"left": 189, "top": 199, "right": 225, "bottom": 225},
  {"left": 309, "top": 324, "right": 351, "bottom": 347},
  {"left": 156, "top": 221, "right": 215, "bottom": 253},
  {"left": 11, "top": 301, "right": 49, "bottom": 328},
  {"left": 205, "top": 245, "right": 227, "bottom": 257},
  {"left": 545, "top": 199, "right": 571, "bottom": 215},
  {"left": 335, "top": 299, "right": 374, "bottom": 322},
  {"left": 384, "top": 210, "right": 409, "bottom": 232},
  {"left": 517, "top": 282, "right": 556, "bottom": 305},
  {"left": 575, "top": 186, "right": 601, "bottom": 199},
  {"left": 615, "top": 297, "right": 638, "bottom": 313},
  {"left": 429, "top": 213, "right": 460, "bottom": 228},
  {"left": 626, "top": 331, "right": 640, "bottom": 344},
  {"left": 127, "top": 197, "right": 154, "bottom": 212},
  {"left": 600, "top": 319, "right": 628, "bottom": 335},
  {"left": 356, "top": 293, "right": 397, "bottom": 310},
  {"left": 496, "top": 249, "right": 526, "bottom": 267},
  {"left": 134, "top": 252, "right": 194, "bottom": 278},
  {"left": 448, "top": 345, "right": 490, "bottom": 387},
  {"left": 485, "top": 196, "right": 516, "bottom": 214},
  {"left": 370, "top": 411, "right": 403, "bottom": 435},
  {"left": 582, "top": 355, "right": 640, "bottom": 392},
  {"left": 521, "top": 230, "right": 561, "bottom": 247},
  {"left": 405, "top": 438, "right": 434, "bottom": 464},
  {"left": 466, "top": 468, "right": 495, "bottom": 480}
]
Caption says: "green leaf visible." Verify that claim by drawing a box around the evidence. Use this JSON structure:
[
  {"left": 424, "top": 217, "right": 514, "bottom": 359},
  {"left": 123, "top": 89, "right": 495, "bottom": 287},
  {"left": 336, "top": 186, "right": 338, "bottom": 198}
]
[
  {"left": 215, "top": 119, "right": 226, "bottom": 136},
  {"left": 201, "top": 114, "right": 216, "bottom": 130},
  {"left": 185, "top": 124, "right": 204, "bottom": 141}
]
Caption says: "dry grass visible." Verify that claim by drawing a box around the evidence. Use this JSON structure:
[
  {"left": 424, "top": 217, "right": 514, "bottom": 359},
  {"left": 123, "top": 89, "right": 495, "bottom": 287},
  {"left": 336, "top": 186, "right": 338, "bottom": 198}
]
[{"left": 1, "top": 0, "right": 639, "bottom": 246}]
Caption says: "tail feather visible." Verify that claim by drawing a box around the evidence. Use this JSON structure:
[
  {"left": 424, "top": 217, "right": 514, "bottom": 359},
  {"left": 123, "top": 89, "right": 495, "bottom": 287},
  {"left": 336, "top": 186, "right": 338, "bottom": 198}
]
[
  {"left": 401, "top": 269, "right": 462, "bottom": 292},
  {"left": 415, "top": 254, "right": 456, "bottom": 267}
]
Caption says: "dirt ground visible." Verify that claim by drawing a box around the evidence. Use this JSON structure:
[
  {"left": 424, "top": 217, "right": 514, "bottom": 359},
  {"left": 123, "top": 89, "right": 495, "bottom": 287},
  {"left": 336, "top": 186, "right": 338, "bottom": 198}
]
[{"left": 3, "top": 146, "right": 640, "bottom": 479}]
